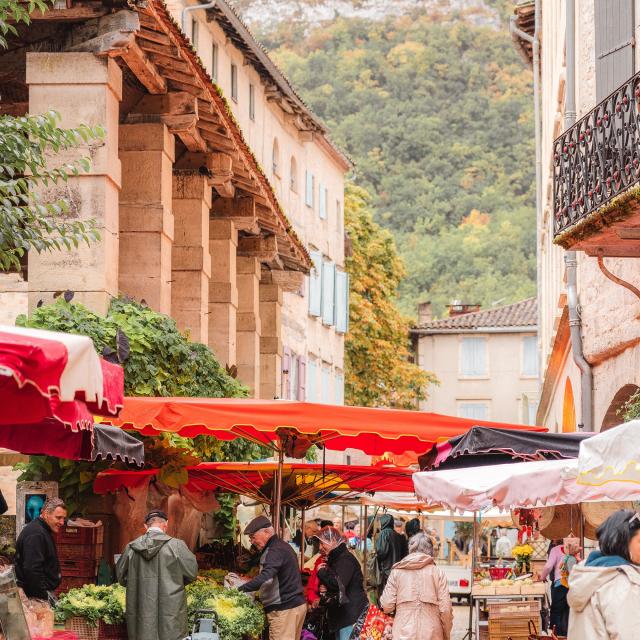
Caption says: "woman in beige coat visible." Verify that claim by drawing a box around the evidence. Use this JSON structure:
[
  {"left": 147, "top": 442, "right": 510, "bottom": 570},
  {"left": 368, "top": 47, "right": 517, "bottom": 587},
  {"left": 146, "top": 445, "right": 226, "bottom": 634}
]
[
  {"left": 568, "top": 509, "right": 640, "bottom": 639},
  {"left": 380, "top": 532, "right": 453, "bottom": 640}
]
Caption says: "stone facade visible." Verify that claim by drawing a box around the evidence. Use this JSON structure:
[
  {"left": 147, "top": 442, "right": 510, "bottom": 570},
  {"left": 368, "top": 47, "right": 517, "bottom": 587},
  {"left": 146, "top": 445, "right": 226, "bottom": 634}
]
[{"left": 534, "top": 0, "right": 640, "bottom": 432}]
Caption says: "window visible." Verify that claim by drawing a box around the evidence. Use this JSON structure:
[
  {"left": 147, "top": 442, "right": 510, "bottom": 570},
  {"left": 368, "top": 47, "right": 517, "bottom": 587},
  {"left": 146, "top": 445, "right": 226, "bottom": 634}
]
[
  {"left": 289, "top": 353, "right": 298, "bottom": 400},
  {"left": 335, "top": 373, "right": 345, "bottom": 405},
  {"left": 290, "top": 156, "right": 298, "bottom": 192},
  {"left": 249, "top": 83, "right": 255, "bottom": 121},
  {"left": 307, "top": 360, "right": 318, "bottom": 402},
  {"left": 321, "top": 365, "right": 331, "bottom": 403},
  {"left": 335, "top": 270, "right": 349, "bottom": 334},
  {"left": 458, "top": 402, "right": 489, "bottom": 420},
  {"left": 230, "top": 64, "right": 238, "bottom": 102},
  {"left": 308, "top": 251, "right": 322, "bottom": 317},
  {"left": 305, "top": 170, "right": 314, "bottom": 208},
  {"left": 272, "top": 138, "right": 280, "bottom": 177},
  {"left": 522, "top": 335, "right": 538, "bottom": 377},
  {"left": 319, "top": 184, "right": 328, "bottom": 219},
  {"left": 321, "top": 261, "right": 336, "bottom": 326},
  {"left": 191, "top": 18, "right": 199, "bottom": 48},
  {"left": 336, "top": 199, "right": 342, "bottom": 229},
  {"left": 460, "top": 337, "right": 487, "bottom": 377},
  {"left": 211, "top": 44, "right": 218, "bottom": 81}
]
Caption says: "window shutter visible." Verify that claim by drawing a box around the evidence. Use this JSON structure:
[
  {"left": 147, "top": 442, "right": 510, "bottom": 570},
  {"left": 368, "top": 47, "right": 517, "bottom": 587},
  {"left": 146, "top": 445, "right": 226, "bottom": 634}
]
[
  {"left": 522, "top": 336, "right": 538, "bottom": 377},
  {"left": 335, "top": 373, "right": 344, "bottom": 406},
  {"left": 297, "top": 356, "right": 306, "bottom": 401},
  {"left": 308, "top": 251, "right": 322, "bottom": 317},
  {"left": 307, "top": 360, "right": 317, "bottom": 402},
  {"left": 461, "top": 337, "right": 487, "bottom": 376},
  {"left": 319, "top": 185, "right": 327, "bottom": 219},
  {"left": 321, "top": 365, "right": 331, "bottom": 403},
  {"left": 305, "top": 171, "right": 314, "bottom": 207},
  {"left": 335, "top": 270, "right": 349, "bottom": 334},
  {"left": 282, "top": 347, "right": 291, "bottom": 399},
  {"left": 321, "top": 261, "right": 336, "bottom": 326},
  {"left": 595, "top": 0, "right": 634, "bottom": 101}
]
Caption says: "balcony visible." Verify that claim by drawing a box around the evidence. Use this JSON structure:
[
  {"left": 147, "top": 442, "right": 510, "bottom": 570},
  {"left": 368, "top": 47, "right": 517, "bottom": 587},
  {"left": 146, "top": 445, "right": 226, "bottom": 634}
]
[{"left": 553, "top": 72, "right": 640, "bottom": 257}]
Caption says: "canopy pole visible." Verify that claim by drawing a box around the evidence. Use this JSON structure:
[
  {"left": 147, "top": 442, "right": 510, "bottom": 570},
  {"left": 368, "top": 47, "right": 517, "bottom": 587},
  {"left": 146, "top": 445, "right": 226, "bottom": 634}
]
[
  {"left": 300, "top": 507, "right": 306, "bottom": 571},
  {"left": 274, "top": 445, "right": 285, "bottom": 536},
  {"left": 363, "top": 504, "right": 369, "bottom": 586},
  {"left": 466, "top": 511, "right": 478, "bottom": 640}
]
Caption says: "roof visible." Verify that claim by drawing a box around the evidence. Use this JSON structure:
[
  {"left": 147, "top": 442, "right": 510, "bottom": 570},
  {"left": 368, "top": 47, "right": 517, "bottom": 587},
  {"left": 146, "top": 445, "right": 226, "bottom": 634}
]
[
  {"left": 412, "top": 297, "right": 537, "bottom": 334},
  {"left": 208, "top": 0, "right": 353, "bottom": 171},
  {"left": 511, "top": 0, "right": 535, "bottom": 66}
]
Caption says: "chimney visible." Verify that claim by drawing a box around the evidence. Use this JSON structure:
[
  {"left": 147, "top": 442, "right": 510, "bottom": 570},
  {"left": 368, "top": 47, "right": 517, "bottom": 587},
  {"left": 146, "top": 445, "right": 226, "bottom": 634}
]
[
  {"left": 418, "top": 302, "right": 432, "bottom": 324},
  {"left": 447, "top": 300, "right": 481, "bottom": 317}
]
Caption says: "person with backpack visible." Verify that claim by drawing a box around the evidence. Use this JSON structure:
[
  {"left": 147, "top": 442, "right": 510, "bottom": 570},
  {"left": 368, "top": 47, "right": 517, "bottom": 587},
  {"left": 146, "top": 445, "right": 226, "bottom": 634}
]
[{"left": 375, "top": 514, "right": 408, "bottom": 595}]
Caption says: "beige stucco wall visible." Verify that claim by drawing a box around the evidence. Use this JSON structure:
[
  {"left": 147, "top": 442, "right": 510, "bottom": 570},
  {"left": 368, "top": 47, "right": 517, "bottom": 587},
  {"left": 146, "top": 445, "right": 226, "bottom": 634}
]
[
  {"left": 537, "top": 0, "right": 640, "bottom": 432},
  {"left": 169, "top": 1, "right": 347, "bottom": 402},
  {"left": 416, "top": 331, "right": 539, "bottom": 424}
]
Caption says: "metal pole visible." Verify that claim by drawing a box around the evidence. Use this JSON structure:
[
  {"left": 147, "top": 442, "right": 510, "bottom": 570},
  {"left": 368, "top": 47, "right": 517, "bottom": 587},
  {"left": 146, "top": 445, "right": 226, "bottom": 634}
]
[
  {"left": 363, "top": 505, "right": 369, "bottom": 586},
  {"left": 300, "top": 507, "right": 306, "bottom": 571},
  {"left": 274, "top": 446, "right": 284, "bottom": 536},
  {"left": 466, "top": 511, "right": 479, "bottom": 640}
]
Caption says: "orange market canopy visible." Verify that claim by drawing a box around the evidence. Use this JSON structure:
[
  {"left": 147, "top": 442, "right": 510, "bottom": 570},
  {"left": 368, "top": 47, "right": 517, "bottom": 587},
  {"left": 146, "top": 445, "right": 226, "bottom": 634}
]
[
  {"left": 94, "top": 461, "right": 416, "bottom": 510},
  {"left": 105, "top": 397, "right": 546, "bottom": 457}
]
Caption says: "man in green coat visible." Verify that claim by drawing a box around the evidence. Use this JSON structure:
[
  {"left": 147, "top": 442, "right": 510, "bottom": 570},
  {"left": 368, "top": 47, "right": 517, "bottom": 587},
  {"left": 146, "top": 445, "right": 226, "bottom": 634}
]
[{"left": 116, "top": 510, "right": 198, "bottom": 640}]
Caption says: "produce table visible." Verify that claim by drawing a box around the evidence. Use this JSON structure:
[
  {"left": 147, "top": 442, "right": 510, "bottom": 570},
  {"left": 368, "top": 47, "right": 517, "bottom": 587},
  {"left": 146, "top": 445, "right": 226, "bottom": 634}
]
[{"left": 472, "top": 593, "right": 546, "bottom": 639}]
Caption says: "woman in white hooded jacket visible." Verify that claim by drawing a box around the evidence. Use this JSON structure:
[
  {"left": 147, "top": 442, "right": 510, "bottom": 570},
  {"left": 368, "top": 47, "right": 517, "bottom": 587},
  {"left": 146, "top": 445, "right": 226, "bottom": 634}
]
[{"left": 568, "top": 509, "right": 640, "bottom": 639}]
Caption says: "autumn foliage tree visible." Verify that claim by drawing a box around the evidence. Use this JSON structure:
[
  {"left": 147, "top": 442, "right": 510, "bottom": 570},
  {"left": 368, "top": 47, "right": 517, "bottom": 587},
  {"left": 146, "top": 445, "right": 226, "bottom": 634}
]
[{"left": 344, "top": 183, "right": 436, "bottom": 409}]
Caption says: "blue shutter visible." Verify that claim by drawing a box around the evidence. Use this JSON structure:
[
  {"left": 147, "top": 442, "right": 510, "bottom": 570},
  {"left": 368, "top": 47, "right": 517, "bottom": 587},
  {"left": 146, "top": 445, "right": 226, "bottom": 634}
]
[
  {"left": 460, "top": 337, "right": 487, "bottom": 376},
  {"left": 522, "top": 336, "right": 538, "bottom": 377},
  {"left": 305, "top": 171, "right": 314, "bottom": 207},
  {"left": 308, "top": 251, "right": 322, "bottom": 317},
  {"left": 335, "top": 270, "right": 349, "bottom": 334},
  {"left": 307, "top": 360, "right": 317, "bottom": 402},
  {"left": 335, "top": 373, "right": 344, "bottom": 406},
  {"left": 321, "top": 261, "right": 336, "bottom": 326},
  {"left": 319, "top": 184, "right": 327, "bottom": 219},
  {"left": 321, "top": 365, "right": 331, "bottom": 403}
]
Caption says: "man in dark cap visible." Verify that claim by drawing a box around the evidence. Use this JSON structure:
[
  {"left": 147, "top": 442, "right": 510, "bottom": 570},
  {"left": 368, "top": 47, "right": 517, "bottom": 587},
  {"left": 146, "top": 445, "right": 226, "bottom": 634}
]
[
  {"left": 237, "top": 515, "right": 306, "bottom": 639},
  {"left": 116, "top": 510, "right": 198, "bottom": 640}
]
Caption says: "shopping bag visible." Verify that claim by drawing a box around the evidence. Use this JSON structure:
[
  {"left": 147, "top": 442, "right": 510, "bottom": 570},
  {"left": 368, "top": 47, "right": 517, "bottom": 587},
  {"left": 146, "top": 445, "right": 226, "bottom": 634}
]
[{"left": 358, "top": 604, "right": 393, "bottom": 640}]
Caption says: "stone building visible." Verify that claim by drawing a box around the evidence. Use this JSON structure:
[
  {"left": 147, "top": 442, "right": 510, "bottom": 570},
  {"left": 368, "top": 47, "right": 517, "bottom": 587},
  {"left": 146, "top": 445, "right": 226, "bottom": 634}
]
[
  {"left": 513, "top": 0, "right": 640, "bottom": 431},
  {"left": 411, "top": 299, "right": 539, "bottom": 424},
  {"left": 0, "top": 0, "right": 350, "bottom": 402}
]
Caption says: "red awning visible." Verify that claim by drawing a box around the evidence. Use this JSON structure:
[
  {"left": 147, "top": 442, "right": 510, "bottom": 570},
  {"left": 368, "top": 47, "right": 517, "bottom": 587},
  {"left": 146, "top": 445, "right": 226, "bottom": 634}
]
[
  {"left": 94, "top": 461, "right": 415, "bottom": 509},
  {"left": 105, "top": 397, "right": 545, "bottom": 456}
]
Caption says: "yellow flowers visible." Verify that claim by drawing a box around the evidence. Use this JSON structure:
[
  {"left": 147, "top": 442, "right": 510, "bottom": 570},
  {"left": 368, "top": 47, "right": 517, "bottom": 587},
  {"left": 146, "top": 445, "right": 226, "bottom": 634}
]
[{"left": 512, "top": 544, "right": 534, "bottom": 558}]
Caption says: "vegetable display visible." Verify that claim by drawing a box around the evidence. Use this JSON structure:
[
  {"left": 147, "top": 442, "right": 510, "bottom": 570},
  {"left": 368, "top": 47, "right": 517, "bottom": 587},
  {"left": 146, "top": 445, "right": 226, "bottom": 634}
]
[
  {"left": 186, "top": 575, "right": 265, "bottom": 640},
  {"left": 54, "top": 584, "right": 126, "bottom": 626}
]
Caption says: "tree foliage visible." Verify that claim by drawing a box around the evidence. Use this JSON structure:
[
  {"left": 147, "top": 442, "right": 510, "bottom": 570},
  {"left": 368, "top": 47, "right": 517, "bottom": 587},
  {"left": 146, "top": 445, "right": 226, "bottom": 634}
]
[
  {"left": 264, "top": 10, "right": 536, "bottom": 316},
  {"left": 344, "top": 183, "right": 436, "bottom": 408},
  {"left": 0, "top": 0, "right": 102, "bottom": 270}
]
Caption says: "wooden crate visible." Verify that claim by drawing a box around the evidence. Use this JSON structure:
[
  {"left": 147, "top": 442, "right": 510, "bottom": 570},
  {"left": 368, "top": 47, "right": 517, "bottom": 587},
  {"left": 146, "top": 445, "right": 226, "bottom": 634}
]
[
  {"left": 58, "top": 543, "right": 104, "bottom": 561},
  {"left": 521, "top": 583, "right": 546, "bottom": 595},
  {"left": 488, "top": 600, "right": 540, "bottom": 619},
  {"left": 489, "top": 615, "right": 541, "bottom": 640},
  {"left": 56, "top": 524, "right": 104, "bottom": 546},
  {"left": 495, "top": 583, "right": 521, "bottom": 595},
  {"left": 55, "top": 576, "right": 92, "bottom": 596},
  {"left": 472, "top": 584, "right": 496, "bottom": 596},
  {"left": 59, "top": 557, "right": 100, "bottom": 578}
]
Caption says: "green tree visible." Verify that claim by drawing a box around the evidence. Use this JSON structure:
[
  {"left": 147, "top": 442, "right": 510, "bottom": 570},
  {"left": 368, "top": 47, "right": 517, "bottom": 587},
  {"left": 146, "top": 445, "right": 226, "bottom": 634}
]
[
  {"left": 0, "top": 0, "right": 102, "bottom": 270},
  {"left": 344, "top": 183, "right": 436, "bottom": 408}
]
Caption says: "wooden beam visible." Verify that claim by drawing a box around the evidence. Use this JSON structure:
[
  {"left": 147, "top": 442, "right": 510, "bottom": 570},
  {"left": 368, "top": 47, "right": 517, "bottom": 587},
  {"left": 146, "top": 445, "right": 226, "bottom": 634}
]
[
  {"left": 136, "top": 37, "right": 179, "bottom": 60},
  {"left": 161, "top": 113, "right": 207, "bottom": 152},
  {"left": 68, "top": 30, "right": 134, "bottom": 55},
  {"left": 264, "top": 269, "right": 305, "bottom": 292},
  {"left": 131, "top": 91, "right": 197, "bottom": 116},
  {"left": 0, "top": 101, "right": 28, "bottom": 116},
  {"left": 25, "top": 6, "right": 109, "bottom": 21},
  {"left": 120, "top": 39, "right": 167, "bottom": 94},
  {"left": 238, "top": 235, "right": 278, "bottom": 261},
  {"left": 137, "top": 28, "right": 173, "bottom": 47},
  {"left": 208, "top": 152, "right": 235, "bottom": 197},
  {"left": 211, "top": 195, "right": 259, "bottom": 232},
  {"left": 167, "top": 78, "right": 207, "bottom": 100}
]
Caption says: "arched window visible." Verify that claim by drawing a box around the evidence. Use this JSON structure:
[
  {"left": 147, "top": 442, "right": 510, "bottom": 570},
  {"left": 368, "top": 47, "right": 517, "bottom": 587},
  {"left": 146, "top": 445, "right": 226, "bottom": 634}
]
[
  {"left": 601, "top": 384, "right": 640, "bottom": 431},
  {"left": 272, "top": 138, "right": 280, "bottom": 177},
  {"left": 290, "top": 156, "right": 298, "bottom": 192}
]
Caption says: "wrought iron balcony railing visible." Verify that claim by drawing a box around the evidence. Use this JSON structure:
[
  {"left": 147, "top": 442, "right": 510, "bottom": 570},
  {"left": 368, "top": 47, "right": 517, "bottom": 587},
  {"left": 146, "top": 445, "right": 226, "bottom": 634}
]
[{"left": 553, "top": 72, "right": 640, "bottom": 239}]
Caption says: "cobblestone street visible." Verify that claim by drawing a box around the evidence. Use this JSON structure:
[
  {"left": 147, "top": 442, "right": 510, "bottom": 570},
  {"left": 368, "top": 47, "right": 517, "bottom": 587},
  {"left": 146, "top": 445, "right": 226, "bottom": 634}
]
[{"left": 452, "top": 604, "right": 471, "bottom": 640}]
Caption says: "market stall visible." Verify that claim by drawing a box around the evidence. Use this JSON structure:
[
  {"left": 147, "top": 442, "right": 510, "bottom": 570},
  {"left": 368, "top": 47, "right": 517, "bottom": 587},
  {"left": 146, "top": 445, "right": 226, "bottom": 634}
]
[{"left": 413, "top": 457, "right": 640, "bottom": 638}]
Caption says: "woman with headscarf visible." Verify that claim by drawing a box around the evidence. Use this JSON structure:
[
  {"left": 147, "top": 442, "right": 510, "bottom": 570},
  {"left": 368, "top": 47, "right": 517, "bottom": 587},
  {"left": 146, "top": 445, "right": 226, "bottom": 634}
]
[
  {"left": 567, "top": 509, "right": 640, "bottom": 639},
  {"left": 380, "top": 532, "right": 452, "bottom": 640},
  {"left": 315, "top": 526, "right": 368, "bottom": 640}
]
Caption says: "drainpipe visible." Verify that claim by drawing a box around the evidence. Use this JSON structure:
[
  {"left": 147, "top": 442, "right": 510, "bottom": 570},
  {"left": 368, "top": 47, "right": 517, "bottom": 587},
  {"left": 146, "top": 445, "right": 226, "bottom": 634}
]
[
  {"left": 564, "top": 0, "right": 592, "bottom": 431},
  {"left": 182, "top": 0, "right": 218, "bottom": 34},
  {"left": 510, "top": 1, "right": 542, "bottom": 391}
]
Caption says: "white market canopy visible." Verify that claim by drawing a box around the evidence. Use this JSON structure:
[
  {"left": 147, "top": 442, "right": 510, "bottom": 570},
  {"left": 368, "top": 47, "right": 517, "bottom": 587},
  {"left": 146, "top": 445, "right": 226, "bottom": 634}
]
[
  {"left": 577, "top": 420, "right": 640, "bottom": 486},
  {"left": 412, "top": 458, "right": 640, "bottom": 512}
]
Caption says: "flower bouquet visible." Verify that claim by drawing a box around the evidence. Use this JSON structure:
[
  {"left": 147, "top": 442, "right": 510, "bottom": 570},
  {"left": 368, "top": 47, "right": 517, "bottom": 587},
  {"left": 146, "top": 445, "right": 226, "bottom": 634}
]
[{"left": 512, "top": 543, "right": 534, "bottom": 575}]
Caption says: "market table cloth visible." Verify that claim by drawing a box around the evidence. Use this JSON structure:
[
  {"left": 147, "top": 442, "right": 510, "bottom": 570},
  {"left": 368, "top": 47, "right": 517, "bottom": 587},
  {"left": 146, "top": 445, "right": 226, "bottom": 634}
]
[{"left": 413, "top": 458, "right": 640, "bottom": 511}]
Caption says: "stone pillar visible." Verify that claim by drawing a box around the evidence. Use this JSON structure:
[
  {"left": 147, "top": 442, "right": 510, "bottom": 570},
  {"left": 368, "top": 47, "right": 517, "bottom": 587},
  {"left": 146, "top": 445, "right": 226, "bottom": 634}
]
[
  {"left": 26, "top": 53, "right": 122, "bottom": 315},
  {"left": 236, "top": 257, "right": 261, "bottom": 396},
  {"left": 208, "top": 219, "right": 238, "bottom": 366},
  {"left": 171, "top": 173, "right": 211, "bottom": 344},
  {"left": 259, "top": 279, "right": 283, "bottom": 399},
  {"left": 119, "top": 123, "right": 175, "bottom": 314}
]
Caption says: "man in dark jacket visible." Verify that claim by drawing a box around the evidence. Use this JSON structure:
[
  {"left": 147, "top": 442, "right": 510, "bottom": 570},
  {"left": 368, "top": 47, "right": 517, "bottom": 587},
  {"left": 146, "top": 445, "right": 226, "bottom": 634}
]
[
  {"left": 375, "top": 513, "right": 408, "bottom": 594},
  {"left": 116, "top": 510, "right": 198, "bottom": 640},
  {"left": 15, "top": 496, "right": 66, "bottom": 601},
  {"left": 316, "top": 526, "right": 368, "bottom": 640},
  {"left": 238, "top": 516, "right": 306, "bottom": 640}
]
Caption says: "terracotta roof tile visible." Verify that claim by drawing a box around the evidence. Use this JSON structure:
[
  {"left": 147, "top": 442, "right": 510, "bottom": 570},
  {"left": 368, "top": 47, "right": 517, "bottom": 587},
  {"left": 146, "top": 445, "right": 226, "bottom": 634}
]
[{"left": 413, "top": 297, "right": 537, "bottom": 332}]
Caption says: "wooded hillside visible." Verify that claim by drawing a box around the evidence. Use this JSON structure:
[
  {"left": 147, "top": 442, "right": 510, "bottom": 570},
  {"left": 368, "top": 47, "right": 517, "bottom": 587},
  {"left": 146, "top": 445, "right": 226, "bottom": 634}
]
[{"left": 246, "top": 3, "right": 536, "bottom": 317}]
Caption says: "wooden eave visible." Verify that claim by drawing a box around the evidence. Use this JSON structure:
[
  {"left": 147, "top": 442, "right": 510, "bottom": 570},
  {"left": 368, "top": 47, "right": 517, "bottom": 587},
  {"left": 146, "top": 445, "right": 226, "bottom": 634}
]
[
  {"left": 512, "top": 1, "right": 535, "bottom": 67},
  {"left": 6, "top": 0, "right": 311, "bottom": 273}
]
